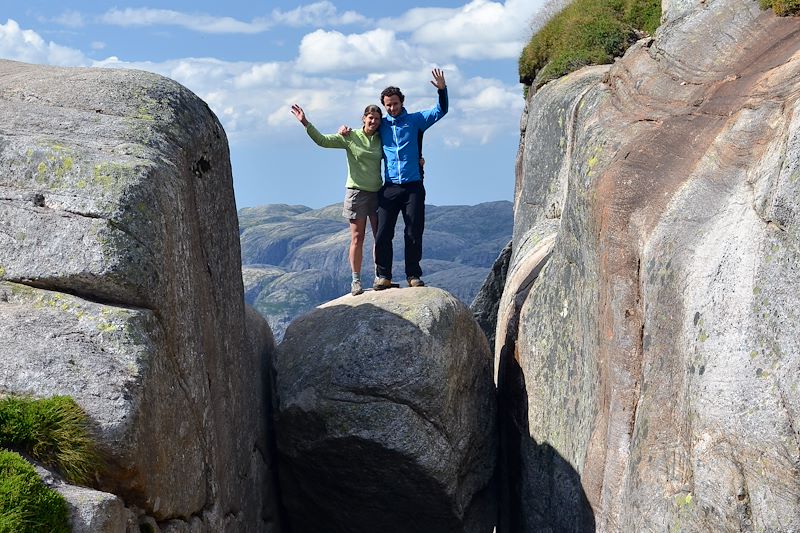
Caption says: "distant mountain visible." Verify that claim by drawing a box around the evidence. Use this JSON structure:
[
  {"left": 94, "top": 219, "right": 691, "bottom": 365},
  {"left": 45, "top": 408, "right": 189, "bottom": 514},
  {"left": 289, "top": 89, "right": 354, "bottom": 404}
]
[{"left": 239, "top": 201, "right": 513, "bottom": 340}]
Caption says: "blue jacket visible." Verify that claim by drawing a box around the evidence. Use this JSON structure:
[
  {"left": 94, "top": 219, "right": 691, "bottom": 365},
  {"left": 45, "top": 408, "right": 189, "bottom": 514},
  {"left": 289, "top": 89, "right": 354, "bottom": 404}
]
[{"left": 380, "top": 88, "right": 448, "bottom": 184}]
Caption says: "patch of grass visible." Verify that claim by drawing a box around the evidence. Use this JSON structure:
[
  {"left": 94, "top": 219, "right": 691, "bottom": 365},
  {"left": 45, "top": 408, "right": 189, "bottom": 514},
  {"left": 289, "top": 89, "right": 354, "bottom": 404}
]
[
  {"left": 760, "top": 0, "right": 800, "bottom": 14},
  {"left": 0, "top": 396, "right": 101, "bottom": 485},
  {"left": 0, "top": 450, "right": 70, "bottom": 533},
  {"left": 519, "top": 0, "right": 662, "bottom": 89}
]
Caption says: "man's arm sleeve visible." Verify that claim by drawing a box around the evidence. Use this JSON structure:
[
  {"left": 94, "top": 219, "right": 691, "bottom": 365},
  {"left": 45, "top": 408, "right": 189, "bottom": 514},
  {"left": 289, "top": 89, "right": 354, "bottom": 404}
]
[
  {"left": 421, "top": 87, "right": 449, "bottom": 130},
  {"left": 438, "top": 87, "right": 448, "bottom": 115}
]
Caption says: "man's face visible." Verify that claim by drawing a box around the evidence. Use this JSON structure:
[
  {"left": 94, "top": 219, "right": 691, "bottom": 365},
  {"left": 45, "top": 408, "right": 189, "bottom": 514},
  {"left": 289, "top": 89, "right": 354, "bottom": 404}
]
[{"left": 382, "top": 95, "right": 403, "bottom": 117}]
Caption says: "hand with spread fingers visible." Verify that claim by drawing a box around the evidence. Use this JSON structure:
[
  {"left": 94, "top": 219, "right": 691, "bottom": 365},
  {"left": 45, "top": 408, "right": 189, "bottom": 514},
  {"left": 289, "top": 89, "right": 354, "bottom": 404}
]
[
  {"left": 290, "top": 104, "right": 308, "bottom": 126},
  {"left": 430, "top": 68, "right": 446, "bottom": 90}
]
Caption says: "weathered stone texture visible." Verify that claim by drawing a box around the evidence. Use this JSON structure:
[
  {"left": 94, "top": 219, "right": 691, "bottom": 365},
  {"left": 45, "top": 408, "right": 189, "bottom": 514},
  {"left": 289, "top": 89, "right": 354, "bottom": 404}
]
[
  {"left": 276, "top": 287, "right": 497, "bottom": 533},
  {"left": 501, "top": 1, "right": 800, "bottom": 531},
  {"left": 56, "top": 484, "right": 136, "bottom": 533},
  {"left": 0, "top": 60, "right": 280, "bottom": 532}
]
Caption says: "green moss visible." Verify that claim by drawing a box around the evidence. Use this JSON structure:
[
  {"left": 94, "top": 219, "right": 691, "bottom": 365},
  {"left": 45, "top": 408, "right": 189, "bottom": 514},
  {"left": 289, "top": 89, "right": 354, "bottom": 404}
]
[
  {"left": 97, "top": 322, "right": 118, "bottom": 333},
  {"left": 29, "top": 146, "right": 78, "bottom": 190},
  {"left": 760, "top": 0, "right": 800, "bottom": 15},
  {"left": 92, "top": 165, "right": 115, "bottom": 190},
  {"left": 0, "top": 266, "right": 5, "bottom": 278},
  {"left": 0, "top": 396, "right": 101, "bottom": 485},
  {"left": 675, "top": 492, "right": 693, "bottom": 508},
  {"left": 519, "top": 0, "right": 662, "bottom": 88},
  {"left": 136, "top": 107, "right": 155, "bottom": 122},
  {"left": 35, "top": 162, "right": 47, "bottom": 184},
  {"left": 0, "top": 450, "right": 70, "bottom": 533},
  {"left": 92, "top": 162, "right": 135, "bottom": 193}
]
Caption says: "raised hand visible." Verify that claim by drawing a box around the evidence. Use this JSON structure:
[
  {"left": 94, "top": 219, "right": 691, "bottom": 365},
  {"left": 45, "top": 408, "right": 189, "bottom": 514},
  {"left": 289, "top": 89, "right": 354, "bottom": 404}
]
[
  {"left": 338, "top": 125, "right": 353, "bottom": 136},
  {"left": 430, "top": 68, "right": 446, "bottom": 90},
  {"left": 290, "top": 104, "right": 308, "bottom": 126}
]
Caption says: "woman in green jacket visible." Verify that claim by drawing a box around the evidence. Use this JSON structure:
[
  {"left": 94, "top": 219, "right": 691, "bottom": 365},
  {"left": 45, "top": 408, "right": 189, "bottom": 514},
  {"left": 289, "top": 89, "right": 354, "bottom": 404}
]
[{"left": 290, "top": 103, "right": 383, "bottom": 295}]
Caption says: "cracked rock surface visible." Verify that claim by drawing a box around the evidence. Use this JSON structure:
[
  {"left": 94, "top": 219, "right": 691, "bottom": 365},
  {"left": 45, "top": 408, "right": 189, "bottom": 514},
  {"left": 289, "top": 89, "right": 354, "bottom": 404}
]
[
  {"left": 276, "top": 287, "right": 497, "bottom": 533},
  {"left": 498, "top": 1, "right": 800, "bottom": 531},
  {"left": 0, "top": 60, "right": 281, "bottom": 532}
]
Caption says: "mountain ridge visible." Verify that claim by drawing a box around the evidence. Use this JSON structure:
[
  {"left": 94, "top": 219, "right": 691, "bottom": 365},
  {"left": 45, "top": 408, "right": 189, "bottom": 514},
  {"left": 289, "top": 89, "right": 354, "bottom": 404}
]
[{"left": 240, "top": 200, "right": 513, "bottom": 340}]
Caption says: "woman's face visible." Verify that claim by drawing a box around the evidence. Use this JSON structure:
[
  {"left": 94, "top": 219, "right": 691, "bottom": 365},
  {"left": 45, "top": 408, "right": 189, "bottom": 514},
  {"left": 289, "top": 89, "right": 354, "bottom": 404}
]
[{"left": 362, "top": 111, "right": 381, "bottom": 134}]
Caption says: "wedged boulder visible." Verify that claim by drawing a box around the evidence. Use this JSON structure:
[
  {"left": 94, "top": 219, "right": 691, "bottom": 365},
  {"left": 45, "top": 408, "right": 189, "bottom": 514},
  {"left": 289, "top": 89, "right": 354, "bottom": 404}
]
[
  {"left": 502, "top": 1, "right": 800, "bottom": 531},
  {"left": 276, "top": 287, "right": 497, "bottom": 533},
  {"left": 470, "top": 239, "right": 512, "bottom": 348},
  {"left": 0, "top": 60, "right": 281, "bottom": 531}
]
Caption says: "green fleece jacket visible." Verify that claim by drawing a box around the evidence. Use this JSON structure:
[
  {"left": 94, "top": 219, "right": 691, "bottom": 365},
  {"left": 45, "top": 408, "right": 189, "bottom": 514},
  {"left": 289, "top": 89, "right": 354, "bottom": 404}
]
[{"left": 305, "top": 123, "right": 383, "bottom": 192}]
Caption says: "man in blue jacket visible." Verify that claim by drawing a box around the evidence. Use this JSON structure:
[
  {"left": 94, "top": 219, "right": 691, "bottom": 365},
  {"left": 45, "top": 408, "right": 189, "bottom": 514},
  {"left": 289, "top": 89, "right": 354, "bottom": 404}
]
[{"left": 373, "top": 68, "right": 448, "bottom": 290}]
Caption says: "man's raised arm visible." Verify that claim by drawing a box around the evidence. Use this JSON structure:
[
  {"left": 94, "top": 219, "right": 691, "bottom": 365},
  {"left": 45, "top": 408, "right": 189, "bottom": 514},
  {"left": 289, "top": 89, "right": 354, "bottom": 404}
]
[
  {"left": 422, "top": 68, "right": 448, "bottom": 128},
  {"left": 431, "top": 68, "right": 448, "bottom": 114}
]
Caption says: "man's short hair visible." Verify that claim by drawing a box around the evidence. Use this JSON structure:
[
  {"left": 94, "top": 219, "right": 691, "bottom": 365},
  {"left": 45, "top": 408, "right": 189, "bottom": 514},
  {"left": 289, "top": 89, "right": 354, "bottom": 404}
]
[{"left": 380, "top": 86, "right": 404, "bottom": 104}]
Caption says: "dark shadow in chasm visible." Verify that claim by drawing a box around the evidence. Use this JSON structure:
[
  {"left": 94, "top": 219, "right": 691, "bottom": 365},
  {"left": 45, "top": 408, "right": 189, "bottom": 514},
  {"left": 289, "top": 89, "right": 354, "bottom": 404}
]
[{"left": 496, "top": 337, "right": 596, "bottom": 533}]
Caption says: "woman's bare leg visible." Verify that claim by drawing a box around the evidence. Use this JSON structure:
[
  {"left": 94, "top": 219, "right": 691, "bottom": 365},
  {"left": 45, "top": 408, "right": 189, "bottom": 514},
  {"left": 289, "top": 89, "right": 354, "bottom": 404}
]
[{"left": 349, "top": 217, "right": 368, "bottom": 275}]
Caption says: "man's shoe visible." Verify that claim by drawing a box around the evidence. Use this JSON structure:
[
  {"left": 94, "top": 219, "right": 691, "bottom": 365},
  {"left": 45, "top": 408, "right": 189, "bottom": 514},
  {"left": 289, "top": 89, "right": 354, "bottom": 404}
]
[
  {"left": 351, "top": 279, "right": 364, "bottom": 296},
  {"left": 407, "top": 277, "right": 425, "bottom": 287},
  {"left": 373, "top": 277, "right": 392, "bottom": 290}
]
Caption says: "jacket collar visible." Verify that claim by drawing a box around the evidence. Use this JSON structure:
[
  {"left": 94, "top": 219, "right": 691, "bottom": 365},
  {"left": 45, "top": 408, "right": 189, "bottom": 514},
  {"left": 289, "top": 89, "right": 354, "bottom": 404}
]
[{"left": 385, "top": 108, "right": 408, "bottom": 123}]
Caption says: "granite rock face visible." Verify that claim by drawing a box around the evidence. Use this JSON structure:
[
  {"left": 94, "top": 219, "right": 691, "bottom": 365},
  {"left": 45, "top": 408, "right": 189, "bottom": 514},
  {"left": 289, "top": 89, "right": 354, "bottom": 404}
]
[
  {"left": 500, "top": 2, "right": 800, "bottom": 531},
  {"left": 276, "top": 287, "right": 497, "bottom": 533},
  {"left": 0, "top": 60, "right": 280, "bottom": 532}
]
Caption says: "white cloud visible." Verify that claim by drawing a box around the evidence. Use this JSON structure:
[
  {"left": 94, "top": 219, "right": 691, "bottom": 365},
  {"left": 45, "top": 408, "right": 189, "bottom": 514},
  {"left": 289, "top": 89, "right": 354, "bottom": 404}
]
[
  {"left": 91, "top": 41, "right": 106, "bottom": 50},
  {"left": 296, "top": 28, "right": 419, "bottom": 74},
  {"left": 98, "top": 3, "right": 370, "bottom": 34},
  {"left": 360, "top": 65, "right": 462, "bottom": 105},
  {"left": 272, "top": 1, "right": 370, "bottom": 27},
  {"left": 459, "top": 77, "right": 522, "bottom": 113},
  {"left": 99, "top": 8, "right": 272, "bottom": 34},
  {"left": 234, "top": 63, "right": 283, "bottom": 89},
  {"left": 378, "top": 7, "right": 458, "bottom": 32},
  {"left": 444, "top": 137, "right": 462, "bottom": 148},
  {"left": 53, "top": 10, "right": 85, "bottom": 28},
  {"left": 91, "top": 54, "right": 522, "bottom": 148},
  {"left": 0, "top": 19, "right": 87, "bottom": 66},
  {"left": 384, "top": 0, "right": 545, "bottom": 60},
  {"left": 0, "top": 15, "right": 524, "bottom": 150}
]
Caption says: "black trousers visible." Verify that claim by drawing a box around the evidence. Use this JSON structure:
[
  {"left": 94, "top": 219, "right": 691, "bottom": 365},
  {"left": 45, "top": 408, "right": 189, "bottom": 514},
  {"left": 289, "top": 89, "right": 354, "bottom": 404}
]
[{"left": 375, "top": 181, "right": 425, "bottom": 280}]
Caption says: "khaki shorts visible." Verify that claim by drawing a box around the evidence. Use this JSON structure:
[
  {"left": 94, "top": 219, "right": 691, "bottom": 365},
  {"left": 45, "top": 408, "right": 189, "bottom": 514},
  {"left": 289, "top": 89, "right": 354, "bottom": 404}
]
[{"left": 342, "top": 188, "right": 377, "bottom": 220}]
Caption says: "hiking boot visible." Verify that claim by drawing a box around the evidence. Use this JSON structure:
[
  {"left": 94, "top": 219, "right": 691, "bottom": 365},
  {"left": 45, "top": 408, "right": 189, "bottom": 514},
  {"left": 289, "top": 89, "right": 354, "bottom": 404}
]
[
  {"left": 351, "top": 279, "right": 364, "bottom": 296},
  {"left": 407, "top": 276, "right": 425, "bottom": 287},
  {"left": 373, "top": 277, "right": 392, "bottom": 290}
]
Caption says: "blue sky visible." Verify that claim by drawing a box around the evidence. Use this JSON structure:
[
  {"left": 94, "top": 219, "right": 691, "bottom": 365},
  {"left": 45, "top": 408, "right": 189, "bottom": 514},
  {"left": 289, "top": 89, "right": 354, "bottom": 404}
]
[{"left": 1, "top": 1, "right": 546, "bottom": 208}]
